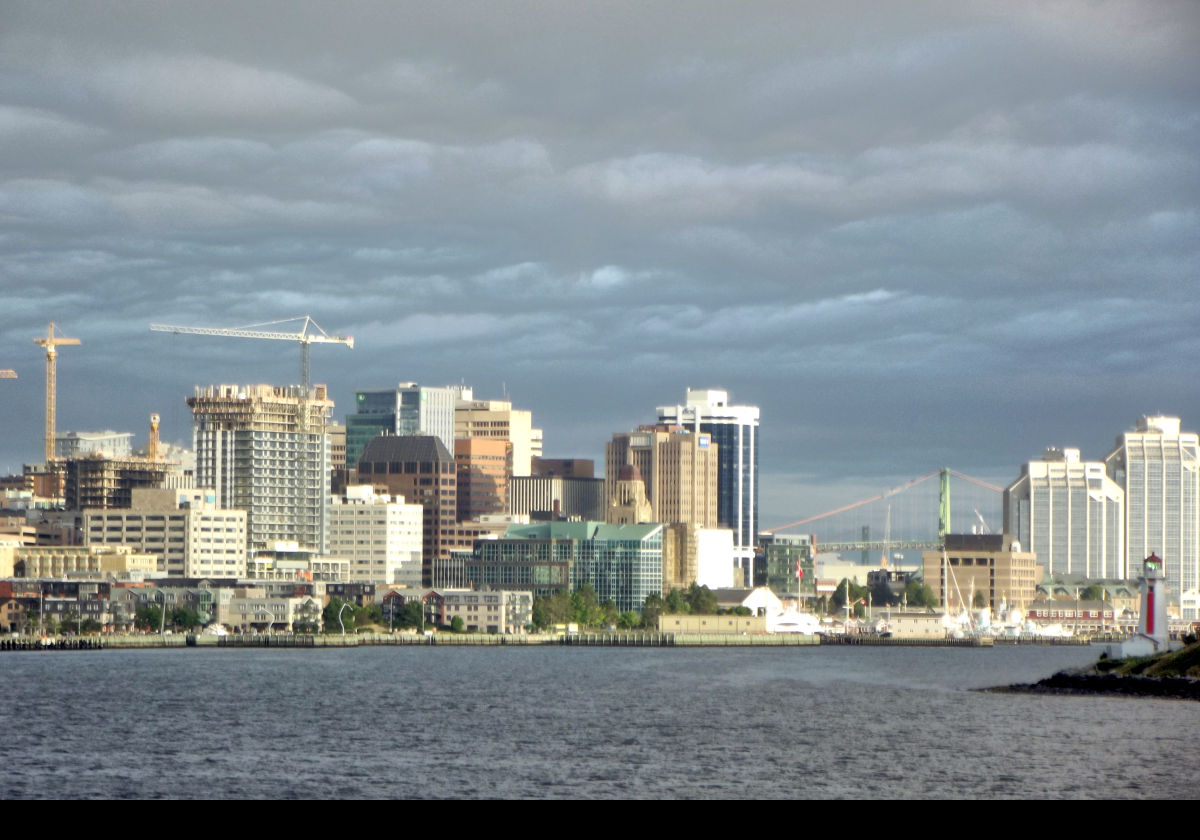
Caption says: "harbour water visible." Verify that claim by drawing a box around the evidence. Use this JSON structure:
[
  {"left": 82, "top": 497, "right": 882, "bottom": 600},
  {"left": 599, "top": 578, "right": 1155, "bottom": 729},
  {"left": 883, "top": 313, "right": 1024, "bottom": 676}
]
[{"left": 5, "top": 644, "right": 1196, "bottom": 799}]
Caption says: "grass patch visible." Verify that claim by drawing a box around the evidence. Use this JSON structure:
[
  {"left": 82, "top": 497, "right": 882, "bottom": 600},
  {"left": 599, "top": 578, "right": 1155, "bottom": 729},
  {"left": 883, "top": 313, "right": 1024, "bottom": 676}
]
[{"left": 1098, "top": 640, "right": 1200, "bottom": 678}]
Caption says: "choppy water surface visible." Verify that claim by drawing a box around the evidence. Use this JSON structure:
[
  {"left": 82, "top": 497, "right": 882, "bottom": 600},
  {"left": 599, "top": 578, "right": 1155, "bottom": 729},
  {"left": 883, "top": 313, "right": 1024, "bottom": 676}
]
[{"left": 4, "top": 644, "right": 1196, "bottom": 798}]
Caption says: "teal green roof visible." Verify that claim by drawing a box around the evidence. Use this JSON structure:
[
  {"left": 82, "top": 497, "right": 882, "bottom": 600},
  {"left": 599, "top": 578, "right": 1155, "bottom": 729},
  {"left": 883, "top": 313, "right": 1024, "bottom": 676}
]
[{"left": 502, "top": 521, "right": 662, "bottom": 542}]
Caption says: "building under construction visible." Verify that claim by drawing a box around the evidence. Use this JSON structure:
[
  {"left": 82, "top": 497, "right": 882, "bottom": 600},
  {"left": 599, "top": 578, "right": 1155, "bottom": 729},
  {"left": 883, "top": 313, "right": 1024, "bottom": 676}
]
[
  {"left": 188, "top": 384, "right": 333, "bottom": 553},
  {"left": 23, "top": 456, "right": 177, "bottom": 511}
]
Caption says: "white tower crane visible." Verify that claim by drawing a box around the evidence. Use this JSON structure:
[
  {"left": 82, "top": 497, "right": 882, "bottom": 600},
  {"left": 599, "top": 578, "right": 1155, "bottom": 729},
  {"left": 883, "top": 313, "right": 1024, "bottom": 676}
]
[{"left": 149, "top": 316, "right": 354, "bottom": 393}]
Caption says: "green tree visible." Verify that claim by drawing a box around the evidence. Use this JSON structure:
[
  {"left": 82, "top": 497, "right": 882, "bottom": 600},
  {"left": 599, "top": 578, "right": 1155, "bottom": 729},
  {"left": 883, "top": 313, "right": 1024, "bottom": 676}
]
[
  {"left": 641, "top": 593, "right": 665, "bottom": 629},
  {"left": 597, "top": 598, "right": 620, "bottom": 628},
  {"left": 135, "top": 604, "right": 163, "bottom": 632},
  {"left": 869, "top": 580, "right": 901, "bottom": 607},
  {"left": 972, "top": 590, "right": 987, "bottom": 609},
  {"left": 664, "top": 588, "right": 689, "bottom": 614},
  {"left": 1080, "top": 584, "right": 1107, "bottom": 602},
  {"left": 170, "top": 606, "right": 202, "bottom": 630},
  {"left": 450, "top": 616, "right": 465, "bottom": 633},
  {"left": 686, "top": 583, "right": 718, "bottom": 615},
  {"left": 903, "top": 579, "right": 938, "bottom": 608},
  {"left": 831, "top": 579, "right": 868, "bottom": 618},
  {"left": 60, "top": 608, "right": 79, "bottom": 635},
  {"left": 323, "top": 597, "right": 361, "bottom": 633},
  {"left": 531, "top": 590, "right": 574, "bottom": 629},
  {"left": 402, "top": 601, "right": 424, "bottom": 629},
  {"left": 571, "top": 584, "right": 605, "bottom": 627},
  {"left": 353, "top": 603, "right": 383, "bottom": 628},
  {"left": 323, "top": 596, "right": 343, "bottom": 629}
]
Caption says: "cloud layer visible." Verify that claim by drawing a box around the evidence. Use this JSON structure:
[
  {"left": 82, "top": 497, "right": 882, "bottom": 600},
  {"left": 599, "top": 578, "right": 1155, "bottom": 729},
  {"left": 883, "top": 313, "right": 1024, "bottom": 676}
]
[{"left": 1, "top": 1, "right": 1197, "bottom": 529}]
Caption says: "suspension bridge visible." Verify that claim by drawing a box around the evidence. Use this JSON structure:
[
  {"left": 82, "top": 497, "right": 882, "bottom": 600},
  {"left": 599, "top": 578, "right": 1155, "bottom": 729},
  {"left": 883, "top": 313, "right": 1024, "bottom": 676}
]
[{"left": 767, "top": 468, "right": 1004, "bottom": 554}]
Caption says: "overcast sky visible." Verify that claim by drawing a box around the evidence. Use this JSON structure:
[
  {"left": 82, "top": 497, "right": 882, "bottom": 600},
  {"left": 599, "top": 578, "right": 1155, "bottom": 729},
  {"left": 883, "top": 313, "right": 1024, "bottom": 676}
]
[{"left": 1, "top": 1, "right": 1197, "bottom": 530}]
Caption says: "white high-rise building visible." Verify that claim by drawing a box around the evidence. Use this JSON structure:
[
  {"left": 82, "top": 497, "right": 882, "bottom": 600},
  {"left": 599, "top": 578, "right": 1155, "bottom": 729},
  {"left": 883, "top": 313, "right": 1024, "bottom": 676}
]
[
  {"left": 1003, "top": 448, "right": 1124, "bottom": 579},
  {"left": 1105, "top": 416, "right": 1199, "bottom": 619},
  {"left": 189, "top": 384, "right": 333, "bottom": 553},
  {"left": 328, "top": 486, "right": 423, "bottom": 586},
  {"left": 657, "top": 388, "right": 759, "bottom": 581}
]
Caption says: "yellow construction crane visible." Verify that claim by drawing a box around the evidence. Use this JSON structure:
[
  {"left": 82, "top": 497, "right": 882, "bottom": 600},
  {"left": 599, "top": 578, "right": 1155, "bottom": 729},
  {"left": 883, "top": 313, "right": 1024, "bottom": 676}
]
[
  {"left": 149, "top": 316, "right": 354, "bottom": 392},
  {"left": 34, "top": 322, "right": 81, "bottom": 462},
  {"left": 148, "top": 413, "right": 160, "bottom": 462}
]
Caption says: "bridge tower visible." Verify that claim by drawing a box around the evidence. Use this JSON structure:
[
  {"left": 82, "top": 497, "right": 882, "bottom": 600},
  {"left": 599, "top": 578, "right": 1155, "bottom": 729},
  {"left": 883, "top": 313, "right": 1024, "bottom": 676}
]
[{"left": 937, "top": 467, "right": 951, "bottom": 545}]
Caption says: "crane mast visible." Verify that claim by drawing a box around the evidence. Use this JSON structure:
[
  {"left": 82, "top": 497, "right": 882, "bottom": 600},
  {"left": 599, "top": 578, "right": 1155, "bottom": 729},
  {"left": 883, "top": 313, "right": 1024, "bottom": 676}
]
[
  {"left": 148, "top": 413, "right": 160, "bottom": 462},
  {"left": 34, "top": 323, "right": 81, "bottom": 462}
]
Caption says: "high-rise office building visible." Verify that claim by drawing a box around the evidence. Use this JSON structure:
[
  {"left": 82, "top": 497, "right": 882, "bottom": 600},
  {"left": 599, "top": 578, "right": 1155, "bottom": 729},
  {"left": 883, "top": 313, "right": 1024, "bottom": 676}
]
[
  {"left": 345, "top": 383, "right": 457, "bottom": 469},
  {"left": 454, "top": 387, "right": 542, "bottom": 477},
  {"left": 355, "top": 434, "right": 457, "bottom": 585},
  {"left": 188, "top": 384, "right": 333, "bottom": 553},
  {"left": 657, "top": 388, "right": 759, "bottom": 571},
  {"left": 455, "top": 437, "right": 510, "bottom": 521},
  {"left": 1105, "top": 416, "right": 1199, "bottom": 617},
  {"left": 1003, "top": 448, "right": 1124, "bottom": 579},
  {"left": 605, "top": 426, "right": 718, "bottom": 529}
]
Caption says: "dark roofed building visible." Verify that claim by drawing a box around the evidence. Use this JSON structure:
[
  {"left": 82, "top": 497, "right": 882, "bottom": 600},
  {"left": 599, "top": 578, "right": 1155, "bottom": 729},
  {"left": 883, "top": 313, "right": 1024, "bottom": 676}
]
[
  {"left": 358, "top": 434, "right": 454, "bottom": 467},
  {"left": 356, "top": 435, "right": 456, "bottom": 585}
]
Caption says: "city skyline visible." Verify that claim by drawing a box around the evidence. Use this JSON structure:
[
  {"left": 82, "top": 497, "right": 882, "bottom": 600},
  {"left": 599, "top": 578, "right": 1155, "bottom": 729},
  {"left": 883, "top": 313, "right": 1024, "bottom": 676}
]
[{"left": 1, "top": 2, "right": 1197, "bottom": 530}]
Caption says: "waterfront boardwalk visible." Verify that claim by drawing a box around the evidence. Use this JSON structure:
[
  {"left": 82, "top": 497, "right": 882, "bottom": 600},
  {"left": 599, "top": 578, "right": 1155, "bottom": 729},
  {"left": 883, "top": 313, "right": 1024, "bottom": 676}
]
[
  {"left": 0, "top": 630, "right": 1109, "bottom": 650},
  {"left": 0, "top": 631, "right": 1038, "bottom": 650}
]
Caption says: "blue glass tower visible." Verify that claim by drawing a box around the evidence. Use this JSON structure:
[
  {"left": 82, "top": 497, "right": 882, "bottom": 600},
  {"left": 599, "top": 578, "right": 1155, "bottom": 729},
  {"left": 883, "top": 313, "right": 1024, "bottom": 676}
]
[
  {"left": 657, "top": 389, "right": 759, "bottom": 581},
  {"left": 345, "top": 383, "right": 457, "bottom": 469}
]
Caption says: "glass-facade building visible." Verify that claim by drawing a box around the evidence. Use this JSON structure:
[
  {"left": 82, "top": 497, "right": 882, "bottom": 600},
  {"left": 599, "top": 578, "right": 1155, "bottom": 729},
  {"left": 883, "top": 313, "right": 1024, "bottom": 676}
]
[
  {"left": 657, "top": 389, "right": 759, "bottom": 573},
  {"left": 759, "top": 532, "right": 815, "bottom": 597},
  {"left": 462, "top": 521, "right": 663, "bottom": 613},
  {"left": 345, "top": 383, "right": 456, "bottom": 469}
]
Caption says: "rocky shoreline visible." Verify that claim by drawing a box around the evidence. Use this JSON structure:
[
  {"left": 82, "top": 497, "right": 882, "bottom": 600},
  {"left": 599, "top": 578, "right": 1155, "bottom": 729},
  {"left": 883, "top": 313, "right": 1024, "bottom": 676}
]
[
  {"left": 987, "top": 638, "right": 1200, "bottom": 700},
  {"left": 990, "top": 670, "right": 1200, "bottom": 701}
]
